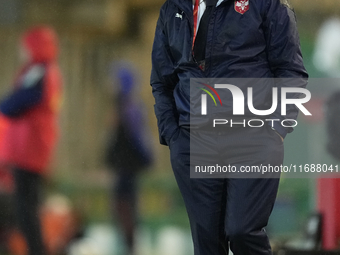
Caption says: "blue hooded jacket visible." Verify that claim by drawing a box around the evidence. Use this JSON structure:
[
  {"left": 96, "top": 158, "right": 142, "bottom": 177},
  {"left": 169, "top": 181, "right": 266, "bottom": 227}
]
[{"left": 151, "top": 0, "right": 308, "bottom": 146}]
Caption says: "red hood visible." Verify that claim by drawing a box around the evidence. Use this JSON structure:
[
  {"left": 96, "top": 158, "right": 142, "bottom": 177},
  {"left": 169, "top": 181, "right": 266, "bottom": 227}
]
[{"left": 22, "top": 26, "right": 59, "bottom": 63}]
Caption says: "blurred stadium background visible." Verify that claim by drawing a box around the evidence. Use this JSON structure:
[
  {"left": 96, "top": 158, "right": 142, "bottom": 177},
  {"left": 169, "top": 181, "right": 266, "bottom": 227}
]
[{"left": 0, "top": 0, "right": 340, "bottom": 255}]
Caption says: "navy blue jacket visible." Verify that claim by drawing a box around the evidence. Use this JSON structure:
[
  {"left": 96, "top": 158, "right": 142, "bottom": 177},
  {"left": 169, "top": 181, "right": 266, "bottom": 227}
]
[{"left": 151, "top": 0, "right": 308, "bottom": 146}]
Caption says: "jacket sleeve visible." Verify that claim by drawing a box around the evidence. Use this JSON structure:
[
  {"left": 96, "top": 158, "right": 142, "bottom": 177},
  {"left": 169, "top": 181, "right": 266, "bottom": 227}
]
[
  {"left": 150, "top": 4, "right": 179, "bottom": 146},
  {"left": 125, "top": 103, "right": 153, "bottom": 166},
  {"left": 0, "top": 65, "right": 45, "bottom": 118},
  {"left": 263, "top": 0, "right": 309, "bottom": 138}
]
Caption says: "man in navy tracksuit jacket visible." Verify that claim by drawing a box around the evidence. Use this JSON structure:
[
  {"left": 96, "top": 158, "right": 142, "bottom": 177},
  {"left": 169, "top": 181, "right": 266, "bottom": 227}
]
[{"left": 151, "top": 0, "right": 308, "bottom": 254}]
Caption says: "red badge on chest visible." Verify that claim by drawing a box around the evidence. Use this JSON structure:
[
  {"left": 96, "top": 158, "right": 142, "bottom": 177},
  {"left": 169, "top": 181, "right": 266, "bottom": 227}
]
[{"left": 235, "top": 0, "right": 249, "bottom": 14}]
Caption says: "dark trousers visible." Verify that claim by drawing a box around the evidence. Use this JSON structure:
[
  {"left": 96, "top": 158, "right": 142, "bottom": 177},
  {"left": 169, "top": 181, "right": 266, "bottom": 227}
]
[
  {"left": 114, "top": 172, "right": 137, "bottom": 255},
  {"left": 169, "top": 125, "right": 284, "bottom": 255},
  {"left": 13, "top": 168, "right": 45, "bottom": 255}
]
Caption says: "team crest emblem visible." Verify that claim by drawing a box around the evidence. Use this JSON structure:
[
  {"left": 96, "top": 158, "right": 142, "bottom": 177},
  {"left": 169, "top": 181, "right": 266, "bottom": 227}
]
[{"left": 235, "top": 0, "right": 249, "bottom": 14}]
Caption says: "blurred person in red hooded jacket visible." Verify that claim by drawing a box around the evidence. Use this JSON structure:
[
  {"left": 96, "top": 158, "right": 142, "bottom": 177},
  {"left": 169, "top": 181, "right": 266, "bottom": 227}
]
[{"left": 0, "top": 26, "right": 62, "bottom": 255}]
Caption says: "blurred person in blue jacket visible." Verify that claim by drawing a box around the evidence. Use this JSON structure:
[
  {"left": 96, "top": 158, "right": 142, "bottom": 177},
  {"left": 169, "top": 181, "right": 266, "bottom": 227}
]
[{"left": 105, "top": 61, "right": 152, "bottom": 255}]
